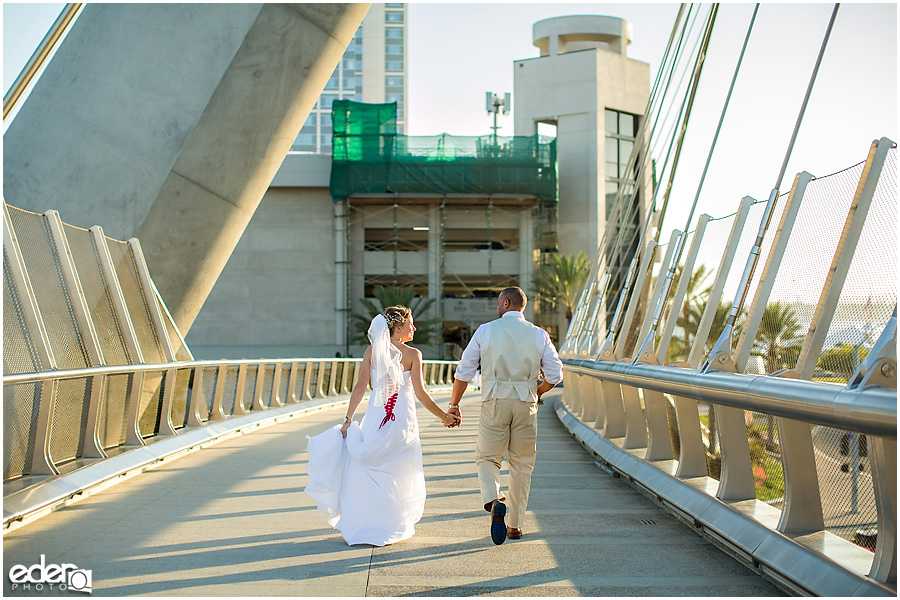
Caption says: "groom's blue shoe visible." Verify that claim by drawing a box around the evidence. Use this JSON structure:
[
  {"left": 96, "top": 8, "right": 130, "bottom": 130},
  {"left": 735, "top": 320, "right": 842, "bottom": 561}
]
[{"left": 490, "top": 501, "right": 507, "bottom": 545}]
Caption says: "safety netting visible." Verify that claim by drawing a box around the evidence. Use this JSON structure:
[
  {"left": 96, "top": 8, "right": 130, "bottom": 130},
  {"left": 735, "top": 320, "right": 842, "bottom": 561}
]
[{"left": 330, "top": 100, "right": 557, "bottom": 202}]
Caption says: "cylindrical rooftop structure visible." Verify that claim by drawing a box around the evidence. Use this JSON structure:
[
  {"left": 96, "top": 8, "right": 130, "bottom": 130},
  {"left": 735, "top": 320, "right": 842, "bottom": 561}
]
[{"left": 533, "top": 15, "right": 632, "bottom": 57}]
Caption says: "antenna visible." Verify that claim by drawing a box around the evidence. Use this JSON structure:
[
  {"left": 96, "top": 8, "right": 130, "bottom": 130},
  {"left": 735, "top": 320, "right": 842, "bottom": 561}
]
[{"left": 485, "top": 91, "right": 510, "bottom": 144}]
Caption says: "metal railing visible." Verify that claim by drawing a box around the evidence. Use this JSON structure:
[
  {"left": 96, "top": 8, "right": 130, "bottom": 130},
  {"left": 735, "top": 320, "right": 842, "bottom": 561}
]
[
  {"left": 3, "top": 357, "right": 458, "bottom": 478},
  {"left": 556, "top": 138, "right": 897, "bottom": 595}
]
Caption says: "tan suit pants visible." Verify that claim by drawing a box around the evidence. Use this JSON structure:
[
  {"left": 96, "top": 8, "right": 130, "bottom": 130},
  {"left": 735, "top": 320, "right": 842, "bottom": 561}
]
[{"left": 475, "top": 397, "right": 538, "bottom": 529}]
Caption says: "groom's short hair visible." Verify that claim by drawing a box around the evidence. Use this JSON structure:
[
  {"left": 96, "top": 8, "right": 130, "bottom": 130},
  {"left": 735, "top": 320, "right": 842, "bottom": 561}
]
[{"left": 499, "top": 287, "right": 527, "bottom": 309}]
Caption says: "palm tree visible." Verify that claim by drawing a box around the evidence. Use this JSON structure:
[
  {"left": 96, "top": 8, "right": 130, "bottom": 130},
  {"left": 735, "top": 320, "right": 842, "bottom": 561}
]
[
  {"left": 532, "top": 251, "right": 591, "bottom": 325},
  {"left": 350, "top": 285, "right": 441, "bottom": 346},
  {"left": 751, "top": 301, "right": 802, "bottom": 451},
  {"left": 751, "top": 301, "right": 802, "bottom": 374},
  {"left": 668, "top": 264, "right": 712, "bottom": 363}
]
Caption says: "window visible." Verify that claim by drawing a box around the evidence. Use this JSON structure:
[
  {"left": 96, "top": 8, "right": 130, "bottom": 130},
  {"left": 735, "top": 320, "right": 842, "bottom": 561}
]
[
  {"left": 385, "top": 44, "right": 403, "bottom": 56},
  {"left": 386, "top": 61, "right": 403, "bottom": 71},
  {"left": 604, "top": 108, "right": 639, "bottom": 212},
  {"left": 386, "top": 77, "right": 404, "bottom": 87},
  {"left": 386, "top": 28, "right": 403, "bottom": 38},
  {"left": 385, "top": 11, "right": 403, "bottom": 23}
]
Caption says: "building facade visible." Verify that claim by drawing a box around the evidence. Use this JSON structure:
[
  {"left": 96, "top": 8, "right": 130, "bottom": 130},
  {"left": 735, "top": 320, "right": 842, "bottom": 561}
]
[
  {"left": 186, "top": 12, "right": 652, "bottom": 361},
  {"left": 514, "top": 15, "right": 652, "bottom": 281},
  {"left": 291, "top": 4, "right": 408, "bottom": 154}
]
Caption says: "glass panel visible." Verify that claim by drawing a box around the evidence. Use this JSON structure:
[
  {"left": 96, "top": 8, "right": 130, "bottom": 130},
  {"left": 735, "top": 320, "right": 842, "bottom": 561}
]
[
  {"left": 325, "top": 77, "right": 339, "bottom": 90},
  {"left": 604, "top": 137, "right": 617, "bottom": 162},
  {"left": 386, "top": 12, "right": 403, "bottom": 23},
  {"left": 605, "top": 109, "right": 618, "bottom": 133},
  {"left": 619, "top": 112, "right": 636, "bottom": 137},
  {"left": 386, "top": 28, "right": 403, "bottom": 38},
  {"left": 386, "top": 44, "right": 403, "bottom": 55},
  {"left": 605, "top": 162, "right": 618, "bottom": 178},
  {"left": 386, "top": 77, "right": 404, "bottom": 86},
  {"left": 619, "top": 139, "right": 634, "bottom": 164},
  {"left": 386, "top": 61, "right": 403, "bottom": 71}
]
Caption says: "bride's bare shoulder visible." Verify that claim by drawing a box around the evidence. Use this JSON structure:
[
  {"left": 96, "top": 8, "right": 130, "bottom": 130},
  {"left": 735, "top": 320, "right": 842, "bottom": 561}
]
[{"left": 399, "top": 343, "right": 420, "bottom": 358}]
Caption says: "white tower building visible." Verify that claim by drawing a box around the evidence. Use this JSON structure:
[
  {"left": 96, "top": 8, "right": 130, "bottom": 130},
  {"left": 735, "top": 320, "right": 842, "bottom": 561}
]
[{"left": 514, "top": 15, "right": 651, "bottom": 262}]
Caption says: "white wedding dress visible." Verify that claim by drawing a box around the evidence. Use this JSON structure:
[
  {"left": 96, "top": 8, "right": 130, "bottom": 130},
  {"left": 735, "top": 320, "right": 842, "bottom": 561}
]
[{"left": 305, "top": 369, "right": 426, "bottom": 546}]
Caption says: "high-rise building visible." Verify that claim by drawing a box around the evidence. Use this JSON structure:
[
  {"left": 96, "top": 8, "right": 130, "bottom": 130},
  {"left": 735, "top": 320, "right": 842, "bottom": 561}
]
[{"left": 291, "top": 4, "right": 408, "bottom": 154}]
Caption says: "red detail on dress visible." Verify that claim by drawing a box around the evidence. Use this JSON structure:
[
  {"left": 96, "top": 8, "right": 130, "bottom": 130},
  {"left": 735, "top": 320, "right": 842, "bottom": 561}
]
[{"left": 379, "top": 391, "right": 398, "bottom": 429}]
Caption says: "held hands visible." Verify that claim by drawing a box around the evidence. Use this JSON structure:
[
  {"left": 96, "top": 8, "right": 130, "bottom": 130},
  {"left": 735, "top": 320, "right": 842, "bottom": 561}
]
[
  {"left": 446, "top": 405, "right": 462, "bottom": 428},
  {"left": 441, "top": 411, "right": 460, "bottom": 428}
]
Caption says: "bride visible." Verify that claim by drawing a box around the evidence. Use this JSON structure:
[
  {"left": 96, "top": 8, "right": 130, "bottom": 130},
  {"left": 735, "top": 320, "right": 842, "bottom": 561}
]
[{"left": 305, "top": 305, "right": 458, "bottom": 546}]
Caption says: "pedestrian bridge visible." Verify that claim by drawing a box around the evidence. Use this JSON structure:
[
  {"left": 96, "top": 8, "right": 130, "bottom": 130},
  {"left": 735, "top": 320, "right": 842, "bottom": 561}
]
[{"left": 2, "top": 137, "right": 897, "bottom": 597}]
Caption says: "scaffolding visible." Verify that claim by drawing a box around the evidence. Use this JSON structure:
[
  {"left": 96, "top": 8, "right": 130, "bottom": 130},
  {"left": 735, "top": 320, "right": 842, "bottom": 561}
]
[
  {"left": 332, "top": 100, "right": 559, "bottom": 357},
  {"left": 330, "top": 100, "right": 557, "bottom": 202}
]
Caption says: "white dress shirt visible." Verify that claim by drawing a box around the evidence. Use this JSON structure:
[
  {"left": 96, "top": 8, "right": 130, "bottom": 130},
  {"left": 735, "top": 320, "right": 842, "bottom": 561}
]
[{"left": 454, "top": 311, "right": 563, "bottom": 386}]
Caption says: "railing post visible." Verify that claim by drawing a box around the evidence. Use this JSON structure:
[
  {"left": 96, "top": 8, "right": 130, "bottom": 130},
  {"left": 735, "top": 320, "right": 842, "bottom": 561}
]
[
  {"left": 340, "top": 360, "right": 353, "bottom": 394},
  {"left": 328, "top": 360, "right": 339, "bottom": 395},
  {"left": 795, "top": 138, "right": 894, "bottom": 380},
  {"left": 286, "top": 362, "right": 299, "bottom": 403},
  {"left": 315, "top": 361, "right": 327, "bottom": 398},
  {"left": 128, "top": 238, "right": 177, "bottom": 363},
  {"left": 233, "top": 364, "right": 249, "bottom": 415},
  {"left": 598, "top": 379, "right": 626, "bottom": 439},
  {"left": 869, "top": 436, "right": 897, "bottom": 584},
  {"left": 674, "top": 199, "right": 752, "bottom": 478},
  {"left": 125, "top": 372, "right": 147, "bottom": 444},
  {"left": 158, "top": 369, "right": 178, "bottom": 436},
  {"left": 46, "top": 210, "right": 108, "bottom": 459},
  {"left": 589, "top": 377, "right": 606, "bottom": 434},
  {"left": 301, "top": 361, "right": 314, "bottom": 401},
  {"left": 208, "top": 366, "right": 227, "bottom": 421},
  {"left": 186, "top": 367, "right": 206, "bottom": 427},
  {"left": 252, "top": 363, "right": 267, "bottom": 411},
  {"left": 270, "top": 363, "right": 284, "bottom": 407},
  {"left": 579, "top": 373, "right": 598, "bottom": 426}
]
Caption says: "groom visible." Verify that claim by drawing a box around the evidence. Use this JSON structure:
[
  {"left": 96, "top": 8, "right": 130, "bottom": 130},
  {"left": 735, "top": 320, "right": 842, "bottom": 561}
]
[{"left": 447, "top": 287, "right": 563, "bottom": 544}]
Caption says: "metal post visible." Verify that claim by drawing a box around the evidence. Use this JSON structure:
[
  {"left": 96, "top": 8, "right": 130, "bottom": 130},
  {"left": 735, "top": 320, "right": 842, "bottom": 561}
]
[
  {"left": 186, "top": 367, "right": 206, "bottom": 427},
  {"left": 45, "top": 210, "right": 108, "bottom": 458},
  {"left": 270, "top": 363, "right": 284, "bottom": 407}
]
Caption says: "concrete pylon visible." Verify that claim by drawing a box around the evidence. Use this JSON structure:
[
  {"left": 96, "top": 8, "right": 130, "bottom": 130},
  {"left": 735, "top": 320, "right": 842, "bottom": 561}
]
[{"left": 3, "top": 3, "right": 369, "bottom": 334}]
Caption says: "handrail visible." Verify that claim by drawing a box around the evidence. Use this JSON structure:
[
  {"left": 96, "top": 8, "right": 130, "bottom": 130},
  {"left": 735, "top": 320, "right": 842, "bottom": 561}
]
[
  {"left": 3, "top": 3, "right": 83, "bottom": 121},
  {"left": 3, "top": 357, "right": 459, "bottom": 386},
  {"left": 564, "top": 358, "right": 896, "bottom": 439}
]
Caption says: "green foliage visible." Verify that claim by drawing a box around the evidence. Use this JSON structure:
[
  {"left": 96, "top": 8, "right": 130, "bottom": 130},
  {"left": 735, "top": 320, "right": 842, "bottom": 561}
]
[
  {"left": 532, "top": 251, "right": 591, "bottom": 322},
  {"left": 750, "top": 301, "right": 803, "bottom": 373},
  {"left": 350, "top": 285, "right": 441, "bottom": 346},
  {"left": 816, "top": 343, "right": 871, "bottom": 380}
]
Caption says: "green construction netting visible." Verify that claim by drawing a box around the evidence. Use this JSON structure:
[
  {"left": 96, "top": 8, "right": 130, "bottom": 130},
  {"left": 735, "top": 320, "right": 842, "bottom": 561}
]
[{"left": 330, "top": 100, "right": 557, "bottom": 202}]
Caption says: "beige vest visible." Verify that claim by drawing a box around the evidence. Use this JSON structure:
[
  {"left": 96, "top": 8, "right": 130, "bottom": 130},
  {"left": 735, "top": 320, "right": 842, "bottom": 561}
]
[{"left": 481, "top": 315, "right": 542, "bottom": 402}]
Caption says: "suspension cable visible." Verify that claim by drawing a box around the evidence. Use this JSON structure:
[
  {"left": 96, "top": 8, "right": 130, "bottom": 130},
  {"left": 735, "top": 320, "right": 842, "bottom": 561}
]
[
  {"left": 563, "top": 4, "right": 692, "bottom": 351},
  {"left": 567, "top": 5, "right": 699, "bottom": 353},
  {"left": 633, "top": 4, "right": 759, "bottom": 362},
  {"left": 701, "top": 3, "right": 841, "bottom": 371},
  {"left": 598, "top": 5, "right": 718, "bottom": 355}
]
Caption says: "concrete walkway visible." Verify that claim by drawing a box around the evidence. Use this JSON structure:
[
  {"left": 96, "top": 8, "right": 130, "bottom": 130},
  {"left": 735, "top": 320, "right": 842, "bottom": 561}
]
[{"left": 3, "top": 388, "right": 781, "bottom": 596}]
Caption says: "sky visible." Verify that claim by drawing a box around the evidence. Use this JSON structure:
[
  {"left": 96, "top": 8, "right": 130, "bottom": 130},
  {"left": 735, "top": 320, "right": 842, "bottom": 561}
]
[{"left": 3, "top": 2, "right": 897, "bottom": 265}]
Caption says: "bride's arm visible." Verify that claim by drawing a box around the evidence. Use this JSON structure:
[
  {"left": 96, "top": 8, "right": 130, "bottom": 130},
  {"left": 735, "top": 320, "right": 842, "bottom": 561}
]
[
  {"left": 410, "top": 350, "right": 457, "bottom": 426},
  {"left": 341, "top": 347, "right": 372, "bottom": 436}
]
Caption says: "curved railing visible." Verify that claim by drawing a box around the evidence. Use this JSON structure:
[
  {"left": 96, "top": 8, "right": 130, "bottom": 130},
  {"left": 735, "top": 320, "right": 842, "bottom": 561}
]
[
  {"left": 555, "top": 138, "right": 897, "bottom": 595},
  {"left": 3, "top": 356, "right": 457, "bottom": 529}
]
